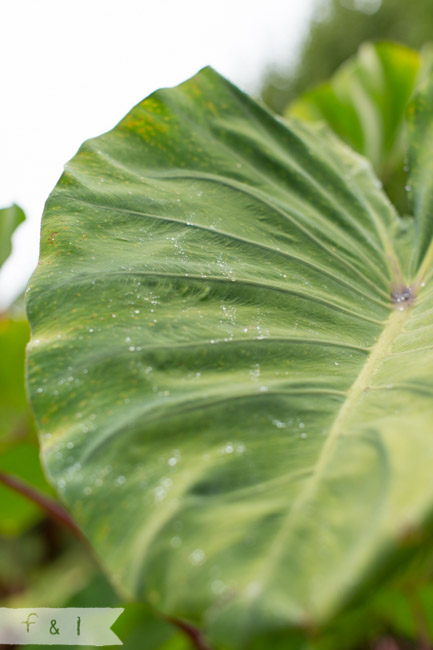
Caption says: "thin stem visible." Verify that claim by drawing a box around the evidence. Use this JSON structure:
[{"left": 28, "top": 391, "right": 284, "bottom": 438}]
[
  {"left": 167, "top": 616, "right": 214, "bottom": 650},
  {"left": 405, "top": 584, "right": 432, "bottom": 650},
  {"left": 372, "top": 637, "right": 400, "bottom": 650},
  {"left": 0, "top": 470, "right": 83, "bottom": 540}
]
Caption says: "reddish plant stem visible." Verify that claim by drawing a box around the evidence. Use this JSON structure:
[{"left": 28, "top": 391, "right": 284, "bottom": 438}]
[
  {"left": 405, "top": 584, "right": 432, "bottom": 650},
  {"left": 167, "top": 616, "right": 213, "bottom": 650},
  {"left": 0, "top": 470, "right": 83, "bottom": 540},
  {"left": 1, "top": 471, "right": 213, "bottom": 649}
]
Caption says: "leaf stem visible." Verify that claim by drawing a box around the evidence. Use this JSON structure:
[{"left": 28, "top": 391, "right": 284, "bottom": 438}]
[
  {"left": 0, "top": 470, "right": 83, "bottom": 539},
  {"left": 405, "top": 584, "right": 432, "bottom": 650},
  {"left": 167, "top": 616, "right": 214, "bottom": 650}
]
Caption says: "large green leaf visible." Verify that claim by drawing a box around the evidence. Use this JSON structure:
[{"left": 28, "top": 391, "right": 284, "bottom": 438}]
[
  {"left": 26, "top": 67, "right": 433, "bottom": 648},
  {"left": 288, "top": 42, "right": 432, "bottom": 213}
]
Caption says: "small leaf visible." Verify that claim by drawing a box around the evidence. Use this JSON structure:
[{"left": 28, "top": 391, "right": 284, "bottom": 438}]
[{"left": 0, "top": 204, "right": 25, "bottom": 272}]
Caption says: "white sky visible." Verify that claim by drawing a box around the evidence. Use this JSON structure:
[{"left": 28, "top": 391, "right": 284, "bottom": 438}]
[{"left": 0, "top": 0, "right": 315, "bottom": 309}]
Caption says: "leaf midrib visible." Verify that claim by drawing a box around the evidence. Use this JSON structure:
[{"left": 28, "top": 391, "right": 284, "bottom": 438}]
[{"left": 248, "top": 302, "right": 412, "bottom": 615}]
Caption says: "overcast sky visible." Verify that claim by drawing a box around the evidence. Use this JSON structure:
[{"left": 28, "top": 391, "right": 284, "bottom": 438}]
[{"left": 0, "top": 0, "right": 315, "bottom": 308}]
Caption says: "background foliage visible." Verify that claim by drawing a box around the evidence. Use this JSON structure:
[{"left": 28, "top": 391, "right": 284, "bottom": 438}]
[{"left": 261, "top": 0, "right": 433, "bottom": 114}]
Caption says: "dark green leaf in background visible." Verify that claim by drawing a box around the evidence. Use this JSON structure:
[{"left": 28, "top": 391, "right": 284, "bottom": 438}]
[
  {"left": 289, "top": 42, "right": 433, "bottom": 213},
  {"left": 0, "top": 205, "right": 54, "bottom": 535},
  {"left": 0, "top": 317, "right": 55, "bottom": 535},
  {"left": 260, "top": 0, "right": 433, "bottom": 115},
  {"left": 0, "top": 318, "right": 54, "bottom": 535}
]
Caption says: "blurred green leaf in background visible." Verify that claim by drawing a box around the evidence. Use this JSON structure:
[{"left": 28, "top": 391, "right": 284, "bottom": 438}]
[
  {"left": 0, "top": 204, "right": 24, "bottom": 270},
  {"left": 0, "top": 204, "right": 54, "bottom": 535},
  {"left": 288, "top": 42, "right": 433, "bottom": 213},
  {"left": 261, "top": 0, "right": 433, "bottom": 114}
]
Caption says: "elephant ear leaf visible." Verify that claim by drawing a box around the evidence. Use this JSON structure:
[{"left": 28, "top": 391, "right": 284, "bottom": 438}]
[{"left": 26, "top": 67, "right": 433, "bottom": 648}]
